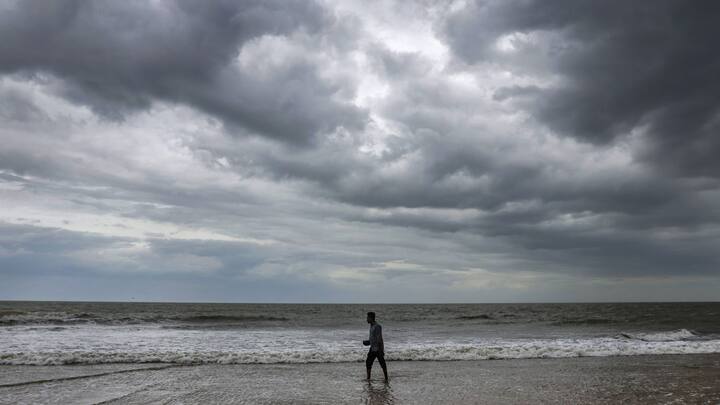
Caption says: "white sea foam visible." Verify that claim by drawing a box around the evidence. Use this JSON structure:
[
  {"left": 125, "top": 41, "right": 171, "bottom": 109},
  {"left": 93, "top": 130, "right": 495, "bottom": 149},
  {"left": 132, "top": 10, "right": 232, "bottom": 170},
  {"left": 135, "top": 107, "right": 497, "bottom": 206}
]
[
  {"left": 618, "top": 328, "right": 698, "bottom": 342},
  {"left": 2, "top": 331, "right": 720, "bottom": 365}
]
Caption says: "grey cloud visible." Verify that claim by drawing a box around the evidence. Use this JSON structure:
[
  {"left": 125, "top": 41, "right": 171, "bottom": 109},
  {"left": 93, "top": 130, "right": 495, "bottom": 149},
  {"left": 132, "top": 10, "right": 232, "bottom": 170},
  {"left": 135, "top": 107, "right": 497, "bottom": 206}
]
[
  {"left": 492, "top": 85, "right": 541, "bottom": 102},
  {"left": 0, "top": 223, "right": 128, "bottom": 277},
  {"left": 348, "top": 199, "right": 720, "bottom": 277},
  {"left": 146, "top": 238, "right": 269, "bottom": 275},
  {"left": 0, "top": 0, "right": 366, "bottom": 145},
  {"left": 0, "top": 86, "right": 47, "bottom": 123},
  {"left": 0, "top": 222, "right": 266, "bottom": 277},
  {"left": 190, "top": 64, "right": 716, "bottom": 227},
  {"left": 2, "top": 1, "right": 720, "bottom": 301},
  {"left": 0, "top": 221, "right": 468, "bottom": 301},
  {"left": 0, "top": 224, "right": 349, "bottom": 301},
  {"left": 444, "top": 0, "right": 720, "bottom": 177},
  {"left": 368, "top": 48, "right": 433, "bottom": 80},
  {"left": 204, "top": 111, "right": 720, "bottom": 278},
  {"left": 0, "top": 223, "right": 126, "bottom": 256},
  {"left": 504, "top": 227, "right": 720, "bottom": 277}
]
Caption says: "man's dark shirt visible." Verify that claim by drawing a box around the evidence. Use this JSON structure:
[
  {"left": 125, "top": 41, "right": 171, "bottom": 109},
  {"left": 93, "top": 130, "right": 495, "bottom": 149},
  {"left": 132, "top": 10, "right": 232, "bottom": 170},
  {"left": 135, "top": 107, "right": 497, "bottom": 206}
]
[{"left": 368, "top": 322, "right": 384, "bottom": 352}]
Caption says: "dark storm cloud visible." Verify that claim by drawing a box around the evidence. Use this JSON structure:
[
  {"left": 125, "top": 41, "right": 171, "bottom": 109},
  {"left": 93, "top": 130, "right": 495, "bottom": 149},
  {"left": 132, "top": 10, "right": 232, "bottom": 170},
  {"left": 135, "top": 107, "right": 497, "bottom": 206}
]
[
  {"left": 2, "top": 1, "right": 720, "bottom": 301},
  {"left": 0, "top": 0, "right": 366, "bottom": 145},
  {"left": 209, "top": 71, "right": 720, "bottom": 278},
  {"left": 444, "top": 0, "right": 720, "bottom": 177},
  {"left": 346, "top": 190, "right": 720, "bottom": 278},
  {"left": 248, "top": 115, "right": 673, "bottom": 218},
  {"left": 192, "top": 62, "right": 717, "bottom": 233}
]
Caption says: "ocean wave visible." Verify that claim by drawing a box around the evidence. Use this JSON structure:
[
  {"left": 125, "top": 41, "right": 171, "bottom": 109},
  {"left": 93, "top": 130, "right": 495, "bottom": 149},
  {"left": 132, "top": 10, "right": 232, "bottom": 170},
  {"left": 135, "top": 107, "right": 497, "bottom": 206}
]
[
  {"left": 0, "top": 312, "right": 288, "bottom": 326},
  {"left": 0, "top": 310, "right": 26, "bottom": 317},
  {"left": 178, "top": 315, "right": 288, "bottom": 323},
  {"left": 455, "top": 314, "right": 494, "bottom": 320},
  {"left": 3, "top": 334, "right": 720, "bottom": 365},
  {"left": 0, "top": 312, "right": 100, "bottom": 326},
  {"left": 617, "top": 328, "right": 699, "bottom": 342},
  {"left": 551, "top": 318, "right": 614, "bottom": 325}
]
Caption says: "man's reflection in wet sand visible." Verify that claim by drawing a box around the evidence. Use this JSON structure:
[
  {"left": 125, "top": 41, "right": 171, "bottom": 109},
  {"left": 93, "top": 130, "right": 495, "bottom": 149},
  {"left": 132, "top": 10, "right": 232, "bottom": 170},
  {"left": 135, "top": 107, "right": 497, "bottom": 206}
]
[{"left": 362, "top": 380, "right": 395, "bottom": 405}]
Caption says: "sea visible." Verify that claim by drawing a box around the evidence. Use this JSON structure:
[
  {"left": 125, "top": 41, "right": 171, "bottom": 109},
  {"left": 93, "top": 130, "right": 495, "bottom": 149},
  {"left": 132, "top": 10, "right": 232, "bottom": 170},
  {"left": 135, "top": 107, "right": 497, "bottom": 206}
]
[{"left": 1, "top": 301, "right": 720, "bottom": 366}]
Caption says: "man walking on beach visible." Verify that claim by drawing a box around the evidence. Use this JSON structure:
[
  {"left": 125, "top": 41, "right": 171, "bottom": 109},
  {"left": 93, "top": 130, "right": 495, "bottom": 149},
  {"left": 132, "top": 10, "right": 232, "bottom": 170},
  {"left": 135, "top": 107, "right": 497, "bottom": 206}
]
[{"left": 364, "top": 311, "right": 388, "bottom": 381}]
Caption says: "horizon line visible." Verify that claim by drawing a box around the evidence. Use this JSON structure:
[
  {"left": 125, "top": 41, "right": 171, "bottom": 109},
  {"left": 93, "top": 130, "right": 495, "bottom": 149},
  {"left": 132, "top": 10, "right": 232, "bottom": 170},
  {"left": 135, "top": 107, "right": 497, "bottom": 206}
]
[{"left": 1, "top": 299, "right": 718, "bottom": 305}]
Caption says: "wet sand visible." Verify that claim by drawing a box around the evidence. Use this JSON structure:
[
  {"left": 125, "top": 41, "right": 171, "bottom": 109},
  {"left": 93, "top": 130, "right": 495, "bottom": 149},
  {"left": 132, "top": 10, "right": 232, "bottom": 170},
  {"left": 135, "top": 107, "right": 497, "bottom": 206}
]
[{"left": 2, "top": 354, "right": 720, "bottom": 404}]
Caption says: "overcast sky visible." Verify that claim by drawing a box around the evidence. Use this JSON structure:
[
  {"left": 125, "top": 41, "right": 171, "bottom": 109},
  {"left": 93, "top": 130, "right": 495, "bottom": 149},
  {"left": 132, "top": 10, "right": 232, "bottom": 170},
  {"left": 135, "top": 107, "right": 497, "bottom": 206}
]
[{"left": 1, "top": 0, "right": 719, "bottom": 302}]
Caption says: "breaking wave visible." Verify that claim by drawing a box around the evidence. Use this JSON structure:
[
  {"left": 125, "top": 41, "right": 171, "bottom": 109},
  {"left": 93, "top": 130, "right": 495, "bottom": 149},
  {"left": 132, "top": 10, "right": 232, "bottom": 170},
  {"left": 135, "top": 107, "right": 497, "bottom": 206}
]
[
  {"left": 3, "top": 330, "right": 718, "bottom": 366},
  {"left": 617, "top": 328, "right": 699, "bottom": 342}
]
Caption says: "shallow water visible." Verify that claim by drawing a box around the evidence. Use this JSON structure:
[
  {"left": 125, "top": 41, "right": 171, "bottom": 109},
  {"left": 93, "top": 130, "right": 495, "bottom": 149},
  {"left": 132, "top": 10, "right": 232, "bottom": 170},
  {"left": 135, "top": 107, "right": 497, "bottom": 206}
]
[{"left": 3, "top": 355, "right": 720, "bottom": 404}]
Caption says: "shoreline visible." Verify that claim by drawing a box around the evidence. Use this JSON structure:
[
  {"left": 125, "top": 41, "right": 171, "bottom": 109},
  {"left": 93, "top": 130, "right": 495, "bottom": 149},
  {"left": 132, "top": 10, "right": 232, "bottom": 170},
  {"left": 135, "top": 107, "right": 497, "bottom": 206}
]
[{"left": 2, "top": 354, "right": 720, "bottom": 404}]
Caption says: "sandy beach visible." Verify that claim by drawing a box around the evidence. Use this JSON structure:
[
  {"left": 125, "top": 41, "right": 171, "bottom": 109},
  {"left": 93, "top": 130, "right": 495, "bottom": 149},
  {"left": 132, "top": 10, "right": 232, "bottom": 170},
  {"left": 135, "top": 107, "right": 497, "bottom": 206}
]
[{"left": 2, "top": 354, "right": 720, "bottom": 404}]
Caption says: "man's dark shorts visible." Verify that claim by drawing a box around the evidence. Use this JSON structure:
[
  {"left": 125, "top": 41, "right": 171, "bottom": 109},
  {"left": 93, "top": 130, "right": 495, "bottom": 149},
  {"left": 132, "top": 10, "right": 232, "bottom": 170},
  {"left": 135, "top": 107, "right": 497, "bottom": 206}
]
[{"left": 366, "top": 350, "right": 386, "bottom": 368}]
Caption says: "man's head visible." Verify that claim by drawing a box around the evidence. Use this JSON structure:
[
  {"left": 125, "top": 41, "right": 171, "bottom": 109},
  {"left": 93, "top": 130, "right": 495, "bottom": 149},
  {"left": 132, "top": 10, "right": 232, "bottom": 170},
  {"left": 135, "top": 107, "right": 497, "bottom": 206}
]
[{"left": 366, "top": 312, "right": 376, "bottom": 324}]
